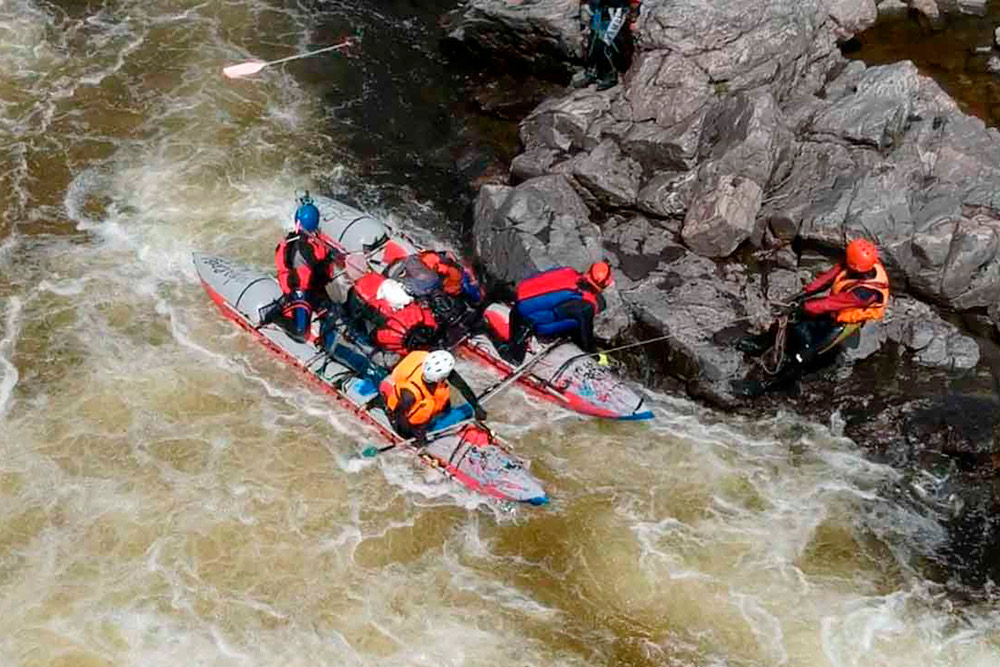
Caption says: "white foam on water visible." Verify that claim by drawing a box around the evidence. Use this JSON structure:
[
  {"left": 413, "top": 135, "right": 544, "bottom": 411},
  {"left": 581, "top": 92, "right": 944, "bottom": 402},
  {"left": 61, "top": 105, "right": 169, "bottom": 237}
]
[
  {"left": 0, "top": 295, "right": 22, "bottom": 420},
  {"left": 0, "top": 236, "right": 15, "bottom": 264},
  {"left": 577, "top": 396, "right": 1000, "bottom": 666}
]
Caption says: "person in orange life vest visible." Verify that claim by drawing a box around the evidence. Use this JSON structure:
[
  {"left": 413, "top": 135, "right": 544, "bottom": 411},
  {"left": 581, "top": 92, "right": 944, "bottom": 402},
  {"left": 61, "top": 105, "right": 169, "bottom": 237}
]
[
  {"left": 273, "top": 198, "right": 342, "bottom": 341},
  {"left": 738, "top": 239, "right": 889, "bottom": 387},
  {"left": 501, "top": 261, "right": 614, "bottom": 365},
  {"left": 343, "top": 273, "right": 440, "bottom": 357},
  {"left": 380, "top": 349, "right": 486, "bottom": 442},
  {"left": 799, "top": 239, "right": 889, "bottom": 323}
]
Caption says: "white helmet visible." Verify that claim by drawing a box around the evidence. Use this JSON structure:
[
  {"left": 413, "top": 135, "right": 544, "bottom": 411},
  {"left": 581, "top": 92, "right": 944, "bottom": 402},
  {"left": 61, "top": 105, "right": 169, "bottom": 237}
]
[
  {"left": 422, "top": 350, "right": 454, "bottom": 383},
  {"left": 376, "top": 279, "right": 413, "bottom": 311}
]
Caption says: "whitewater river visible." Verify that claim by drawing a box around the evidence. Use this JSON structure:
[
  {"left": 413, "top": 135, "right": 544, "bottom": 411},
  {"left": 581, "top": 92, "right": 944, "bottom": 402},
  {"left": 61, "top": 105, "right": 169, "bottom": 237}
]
[{"left": 1, "top": 1, "right": 998, "bottom": 665}]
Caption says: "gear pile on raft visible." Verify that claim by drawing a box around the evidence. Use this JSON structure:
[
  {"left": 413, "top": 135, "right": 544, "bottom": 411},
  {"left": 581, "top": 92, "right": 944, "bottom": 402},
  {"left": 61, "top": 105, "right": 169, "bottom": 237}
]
[{"left": 194, "top": 193, "right": 890, "bottom": 504}]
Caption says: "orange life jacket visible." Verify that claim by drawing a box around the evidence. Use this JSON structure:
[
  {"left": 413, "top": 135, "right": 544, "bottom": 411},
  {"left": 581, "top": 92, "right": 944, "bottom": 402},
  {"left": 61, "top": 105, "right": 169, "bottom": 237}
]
[
  {"left": 830, "top": 261, "right": 890, "bottom": 323},
  {"left": 381, "top": 350, "right": 450, "bottom": 426},
  {"left": 353, "top": 273, "right": 438, "bottom": 353}
]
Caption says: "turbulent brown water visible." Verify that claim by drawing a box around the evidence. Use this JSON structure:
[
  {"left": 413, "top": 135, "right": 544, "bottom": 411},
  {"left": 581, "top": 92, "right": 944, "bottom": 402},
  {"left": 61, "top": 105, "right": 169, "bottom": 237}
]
[{"left": 1, "top": 1, "right": 999, "bottom": 665}]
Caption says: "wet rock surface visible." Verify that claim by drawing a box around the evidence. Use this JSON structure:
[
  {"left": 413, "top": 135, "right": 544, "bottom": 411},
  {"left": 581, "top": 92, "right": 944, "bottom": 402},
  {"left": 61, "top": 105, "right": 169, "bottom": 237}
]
[{"left": 451, "top": 0, "right": 1000, "bottom": 586}]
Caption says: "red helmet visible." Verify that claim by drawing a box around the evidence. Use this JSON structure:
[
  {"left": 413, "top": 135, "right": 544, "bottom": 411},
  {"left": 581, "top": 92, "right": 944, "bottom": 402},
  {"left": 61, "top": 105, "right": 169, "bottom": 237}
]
[
  {"left": 586, "top": 261, "right": 613, "bottom": 290},
  {"left": 846, "top": 239, "right": 879, "bottom": 272}
]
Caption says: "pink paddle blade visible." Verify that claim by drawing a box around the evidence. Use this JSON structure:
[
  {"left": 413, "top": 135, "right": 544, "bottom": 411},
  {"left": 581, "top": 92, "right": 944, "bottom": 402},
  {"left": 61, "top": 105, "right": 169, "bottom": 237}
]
[{"left": 222, "top": 61, "right": 266, "bottom": 78}]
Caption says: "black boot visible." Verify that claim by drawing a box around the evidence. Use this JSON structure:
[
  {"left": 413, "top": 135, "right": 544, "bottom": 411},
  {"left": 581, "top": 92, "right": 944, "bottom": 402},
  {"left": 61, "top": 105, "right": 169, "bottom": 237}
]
[
  {"left": 595, "top": 72, "right": 618, "bottom": 91},
  {"left": 737, "top": 332, "right": 773, "bottom": 356},
  {"left": 572, "top": 68, "right": 598, "bottom": 88}
]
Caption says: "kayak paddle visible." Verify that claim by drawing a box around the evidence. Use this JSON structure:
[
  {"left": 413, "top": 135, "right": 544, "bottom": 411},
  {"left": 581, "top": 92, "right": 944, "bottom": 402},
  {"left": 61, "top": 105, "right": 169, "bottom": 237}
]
[{"left": 223, "top": 39, "right": 354, "bottom": 79}]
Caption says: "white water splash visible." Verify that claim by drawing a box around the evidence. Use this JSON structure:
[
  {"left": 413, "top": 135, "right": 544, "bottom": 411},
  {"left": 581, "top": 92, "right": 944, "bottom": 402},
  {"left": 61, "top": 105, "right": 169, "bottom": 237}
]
[{"left": 0, "top": 296, "right": 22, "bottom": 420}]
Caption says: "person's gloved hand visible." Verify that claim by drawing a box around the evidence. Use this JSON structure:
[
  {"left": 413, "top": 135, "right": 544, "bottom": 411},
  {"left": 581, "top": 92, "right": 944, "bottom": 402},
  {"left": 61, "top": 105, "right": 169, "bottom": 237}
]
[{"left": 474, "top": 406, "right": 487, "bottom": 422}]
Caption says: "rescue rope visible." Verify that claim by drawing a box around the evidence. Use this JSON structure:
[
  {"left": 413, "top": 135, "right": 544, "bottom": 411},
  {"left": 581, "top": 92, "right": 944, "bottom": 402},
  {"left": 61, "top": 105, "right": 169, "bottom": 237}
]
[
  {"left": 548, "top": 333, "right": 674, "bottom": 385},
  {"left": 759, "top": 315, "right": 788, "bottom": 376}
]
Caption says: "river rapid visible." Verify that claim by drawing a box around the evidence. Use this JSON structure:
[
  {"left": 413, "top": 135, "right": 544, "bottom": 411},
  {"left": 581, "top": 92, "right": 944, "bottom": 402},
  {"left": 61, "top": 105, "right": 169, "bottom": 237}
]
[{"left": 1, "top": 1, "right": 999, "bottom": 665}]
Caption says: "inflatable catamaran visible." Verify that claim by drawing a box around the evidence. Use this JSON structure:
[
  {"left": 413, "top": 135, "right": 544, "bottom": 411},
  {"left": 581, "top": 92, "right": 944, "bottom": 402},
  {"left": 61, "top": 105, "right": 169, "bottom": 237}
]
[
  {"left": 193, "top": 253, "right": 548, "bottom": 506},
  {"left": 314, "top": 198, "right": 654, "bottom": 421}
]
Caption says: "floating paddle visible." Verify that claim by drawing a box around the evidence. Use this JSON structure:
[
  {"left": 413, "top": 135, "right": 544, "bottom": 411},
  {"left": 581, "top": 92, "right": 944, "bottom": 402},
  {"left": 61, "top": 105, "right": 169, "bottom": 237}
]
[
  {"left": 223, "top": 39, "right": 354, "bottom": 79},
  {"left": 358, "top": 341, "right": 562, "bottom": 458}
]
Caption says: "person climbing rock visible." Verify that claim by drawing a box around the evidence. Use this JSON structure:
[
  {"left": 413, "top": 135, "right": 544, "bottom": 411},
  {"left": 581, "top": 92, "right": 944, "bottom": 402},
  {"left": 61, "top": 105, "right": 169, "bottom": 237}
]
[
  {"left": 735, "top": 238, "right": 890, "bottom": 396},
  {"left": 500, "top": 261, "right": 614, "bottom": 365},
  {"left": 380, "top": 350, "right": 486, "bottom": 442},
  {"left": 573, "top": 0, "right": 641, "bottom": 91}
]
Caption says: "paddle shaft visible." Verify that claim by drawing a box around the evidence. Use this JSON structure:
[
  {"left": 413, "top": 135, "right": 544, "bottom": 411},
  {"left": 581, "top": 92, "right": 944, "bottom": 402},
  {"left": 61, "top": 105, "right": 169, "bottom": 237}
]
[
  {"left": 264, "top": 40, "right": 353, "bottom": 66},
  {"left": 475, "top": 340, "right": 562, "bottom": 406}
]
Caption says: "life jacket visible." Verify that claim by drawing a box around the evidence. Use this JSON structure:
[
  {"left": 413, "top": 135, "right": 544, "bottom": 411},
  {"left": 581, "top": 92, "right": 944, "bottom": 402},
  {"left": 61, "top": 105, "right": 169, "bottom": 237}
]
[
  {"left": 353, "top": 272, "right": 438, "bottom": 353},
  {"left": 381, "top": 350, "right": 450, "bottom": 427},
  {"left": 386, "top": 252, "right": 466, "bottom": 297},
  {"left": 419, "top": 251, "right": 463, "bottom": 296},
  {"left": 830, "top": 261, "right": 890, "bottom": 323},
  {"left": 515, "top": 267, "right": 600, "bottom": 337},
  {"left": 275, "top": 233, "right": 333, "bottom": 294},
  {"left": 386, "top": 255, "right": 443, "bottom": 297}
]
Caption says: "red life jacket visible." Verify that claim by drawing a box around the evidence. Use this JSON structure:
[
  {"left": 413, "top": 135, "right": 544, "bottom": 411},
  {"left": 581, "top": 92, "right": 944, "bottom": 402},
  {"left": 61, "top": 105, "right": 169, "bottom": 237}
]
[
  {"left": 515, "top": 267, "right": 600, "bottom": 336},
  {"left": 275, "top": 233, "right": 334, "bottom": 294},
  {"left": 353, "top": 273, "right": 438, "bottom": 354}
]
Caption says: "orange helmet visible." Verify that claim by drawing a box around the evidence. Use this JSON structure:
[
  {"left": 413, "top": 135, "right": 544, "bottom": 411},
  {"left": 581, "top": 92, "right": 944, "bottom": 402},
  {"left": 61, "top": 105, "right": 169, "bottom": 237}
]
[
  {"left": 586, "top": 261, "right": 613, "bottom": 290},
  {"left": 846, "top": 239, "right": 879, "bottom": 272}
]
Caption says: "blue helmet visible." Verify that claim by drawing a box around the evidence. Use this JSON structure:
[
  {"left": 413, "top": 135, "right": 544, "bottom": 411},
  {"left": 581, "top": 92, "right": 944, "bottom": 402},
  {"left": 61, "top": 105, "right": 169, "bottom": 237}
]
[{"left": 295, "top": 203, "right": 320, "bottom": 233}]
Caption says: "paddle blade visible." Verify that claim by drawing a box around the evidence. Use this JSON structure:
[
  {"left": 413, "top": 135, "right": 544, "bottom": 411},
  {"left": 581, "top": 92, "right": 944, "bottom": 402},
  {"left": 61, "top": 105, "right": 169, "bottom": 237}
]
[
  {"left": 223, "top": 61, "right": 266, "bottom": 78},
  {"left": 361, "top": 445, "right": 379, "bottom": 458}
]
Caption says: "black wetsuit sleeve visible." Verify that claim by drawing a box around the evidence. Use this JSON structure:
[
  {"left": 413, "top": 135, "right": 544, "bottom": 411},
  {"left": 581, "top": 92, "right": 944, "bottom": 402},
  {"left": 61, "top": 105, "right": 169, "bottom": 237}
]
[
  {"left": 392, "top": 388, "right": 424, "bottom": 439},
  {"left": 447, "top": 370, "right": 482, "bottom": 414}
]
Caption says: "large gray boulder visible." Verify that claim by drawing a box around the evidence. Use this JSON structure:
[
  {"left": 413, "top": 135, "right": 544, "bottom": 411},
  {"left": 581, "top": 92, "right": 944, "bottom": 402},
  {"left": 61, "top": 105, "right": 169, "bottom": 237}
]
[
  {"left": 570, "top": 139, "right": 643, "bottom": 207},
  {"left": 473, "top": 175, "right": 603, "bottom": 284},
  {"left": 681, "top": 175, "right": 763, "bottom": 256},
  {"left": 443, "top": 0, "right": 582, "bottom": 73},
  {"left": 621, "top": 248, "right": 764, "bottom": 386}
]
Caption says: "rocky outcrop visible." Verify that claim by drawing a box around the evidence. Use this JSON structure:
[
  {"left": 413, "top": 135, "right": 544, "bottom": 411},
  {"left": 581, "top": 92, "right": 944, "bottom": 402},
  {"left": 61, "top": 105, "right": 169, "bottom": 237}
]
[
  {"left": 874, "top": 0, "right": 986, "bottom": 22},
  {"left": 451, "top": 0, "right": 1000, "bottom": 584},
  {"left": 460, "top": 0, "right": 997, "bottom": 403}
]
